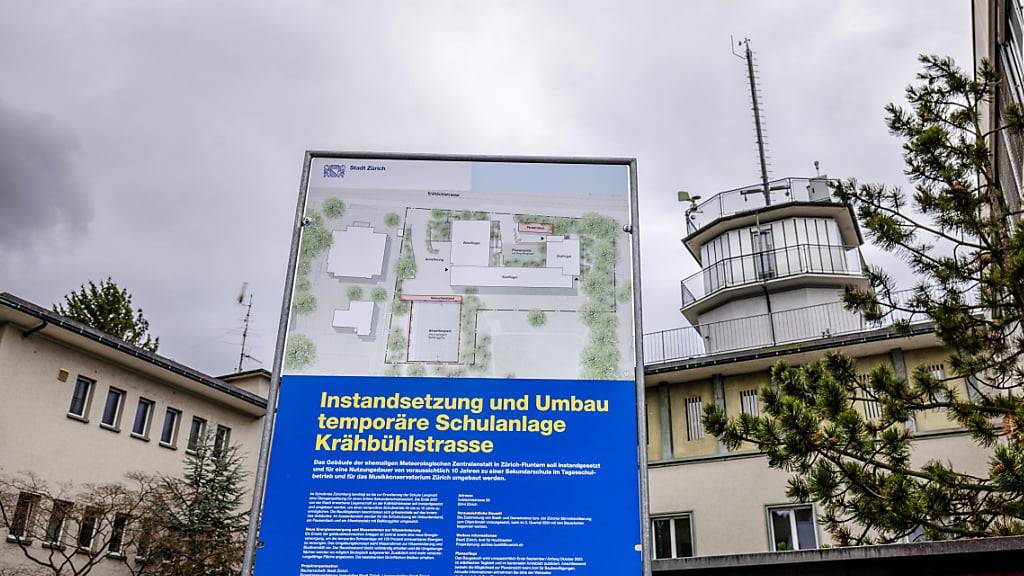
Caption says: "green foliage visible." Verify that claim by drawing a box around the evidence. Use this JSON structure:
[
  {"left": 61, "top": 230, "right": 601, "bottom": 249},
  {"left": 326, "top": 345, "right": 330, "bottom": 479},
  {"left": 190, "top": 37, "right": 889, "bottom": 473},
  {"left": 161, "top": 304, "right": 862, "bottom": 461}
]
[
  {"left": 574, "top": 212, "right": 622, "bottom": 380},
  {"left": 299, "top": 210, "right": 332, "bottom": 260},
  {"left": 145, "top": 435, "right": 248, "bottom": 576},
  {"left": 458, "top": 295, "right": 487, "bottom": 372},
  {"left": 388, "top": 329, "right": 406, "bottom": 353},
  {"left": 428, "top": 211, "right": 451, "bottom": 242},
  {"left": 394, "top": 229, "right": 418, "bottom": 280},
  {"left": 503, "top": 256, "right": 544, "bottom": 267},
  {"left": 707, "top": 354, "right": 1024, "bottom": 544},
  {"left": 527, "top": 309, "right": 547, "bottom": 327},
  {"left": 616, "top": 283, "right": 632, "bottom": 304},
  {"left": 321, "top": 197, "right": 345, "bottom": 219},
  {"left": 384, "top": 212, "right": 401, "bottom": 228},
  {"left": 707, "top": 56, "right": 1024, "bottom": 545},
  {"left": 407, "top": 364, "right": 426, "bottom": 377},
  {"left": 392, "top": 297, "right": 410, "bottom": 316},
  {"left": 346, "top": 286, "right": 364, "bottom": 301},
  {"left": 291, "top": 208, "right": 333, "bottom": 318},
  {"left": 296, "top": 254, "right": 312, "bottom": 277},
  {"left": 450, "top": 210, "right": 488, "bottom": 221},
  {"left": 284, "top": 333, "right": 316, "bottom": 370},
  {"left": 55, "top": 277, "right": 160, "bottom": 352},
  {"left": 293, "top": 291, "right": 316, "bottom": 315},
  {"left": 371, "top": 287, "right": 388, "bottom": 303}
]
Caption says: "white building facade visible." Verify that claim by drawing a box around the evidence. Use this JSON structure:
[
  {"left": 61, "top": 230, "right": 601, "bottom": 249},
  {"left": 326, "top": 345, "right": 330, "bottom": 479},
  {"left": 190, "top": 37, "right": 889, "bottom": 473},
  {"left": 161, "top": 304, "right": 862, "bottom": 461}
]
[{"left": 0, "top": 292, "right": 268, "bottom": 576}]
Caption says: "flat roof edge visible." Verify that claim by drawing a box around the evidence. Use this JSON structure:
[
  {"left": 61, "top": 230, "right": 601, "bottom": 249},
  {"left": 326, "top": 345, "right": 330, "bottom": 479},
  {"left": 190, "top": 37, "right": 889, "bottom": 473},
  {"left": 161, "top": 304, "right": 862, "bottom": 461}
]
[{"left": 652, "top": 535, "right": 1024, "bottom": 573}]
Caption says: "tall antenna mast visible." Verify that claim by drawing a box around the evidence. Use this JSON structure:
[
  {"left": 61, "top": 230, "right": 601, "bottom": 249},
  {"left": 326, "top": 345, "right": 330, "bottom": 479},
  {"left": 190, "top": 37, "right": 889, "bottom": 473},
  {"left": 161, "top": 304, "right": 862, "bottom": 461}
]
[
  {"left": 237, "top": 282, "right": 254, "bottom": 372},
  {"left": 733, "top": 36, "right": 771, "bottom": 205}
]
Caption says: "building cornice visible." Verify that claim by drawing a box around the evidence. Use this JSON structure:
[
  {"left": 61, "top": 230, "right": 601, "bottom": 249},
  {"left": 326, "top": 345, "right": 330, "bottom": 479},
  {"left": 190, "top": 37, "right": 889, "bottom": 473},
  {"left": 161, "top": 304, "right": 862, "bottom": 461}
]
[{"left": 0, "top": 292, "right": 267, "bottom": 412}]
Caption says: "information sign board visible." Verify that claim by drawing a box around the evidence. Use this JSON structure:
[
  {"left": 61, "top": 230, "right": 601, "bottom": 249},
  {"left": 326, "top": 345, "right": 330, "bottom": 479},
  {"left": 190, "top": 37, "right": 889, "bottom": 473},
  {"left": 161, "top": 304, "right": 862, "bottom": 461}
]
[{"left": 247, "top": 153, "right": 648, "bottom": 576}]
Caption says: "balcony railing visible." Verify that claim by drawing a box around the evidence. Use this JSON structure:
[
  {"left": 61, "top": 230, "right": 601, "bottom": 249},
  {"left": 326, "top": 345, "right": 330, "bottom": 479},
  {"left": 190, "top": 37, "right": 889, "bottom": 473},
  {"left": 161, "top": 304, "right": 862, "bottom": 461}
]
[
  {"left": 680, "top": 243, "right": 864, "bottom": 308},
  {"left": 645, "top": 291, "right": 919, "bottom": 365},
  {"left": 685, "top": 177, "right": 839, "bottom": 235}
]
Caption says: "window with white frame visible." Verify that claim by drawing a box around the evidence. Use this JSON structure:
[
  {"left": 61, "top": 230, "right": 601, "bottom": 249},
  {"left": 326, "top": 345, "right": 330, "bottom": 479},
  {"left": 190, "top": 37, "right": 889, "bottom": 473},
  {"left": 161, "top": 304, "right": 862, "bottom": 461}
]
[
  {"left": 927, "top": 364, "right": 948, "bottom": 412},
  {"left": 100, "top": 387, "right": 126, "bottom": 429},
  {"left": 214, "top": 424, "right": 232, "bottom": 456},
  {"left": 77, "top": 507, "right": 100, "bottom": 550},
  {"left": 67, "top": 376, "right": 94, "bottom": 419},
  {"left": 740, "top": 389, "right": 760, "bottom": 417},
  {"left": 767, "top": 505, "right": 817, "bottom": 551},
  {"left": 685, "top": 397, "right": 704, "bottom": 441},
  {"left": 132, "top": 398, "right": 154, "bottom": 438},
  {"left": 652, "top": 514, "right": 694, "bottom": 559},
  {"left": 9, "top": 492, "right": 40, "bottom": 541},
  {"left": 43, "top": 500, "right": 73, "bottom": 546},
  {"left": 751, "top": 228, "right": 776, "bottom": 280},
  {"left": 108, "top": 513, "right": 128, "bottom": 555},
  {"left": 856, "top": 373, "right": 883, "bottom": 420},
  {"left": 160, "top": 408, "right": 181, "bottom": 447},
  {"left": 187, "top": 416, "right": 206, "bottom": 452}
]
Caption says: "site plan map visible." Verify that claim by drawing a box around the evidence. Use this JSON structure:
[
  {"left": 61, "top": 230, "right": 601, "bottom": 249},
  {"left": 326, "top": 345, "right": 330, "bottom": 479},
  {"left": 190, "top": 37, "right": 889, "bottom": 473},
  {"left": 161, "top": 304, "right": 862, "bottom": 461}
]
[{"left": 282, "top": 156, "right": 636, "bottom": 381}]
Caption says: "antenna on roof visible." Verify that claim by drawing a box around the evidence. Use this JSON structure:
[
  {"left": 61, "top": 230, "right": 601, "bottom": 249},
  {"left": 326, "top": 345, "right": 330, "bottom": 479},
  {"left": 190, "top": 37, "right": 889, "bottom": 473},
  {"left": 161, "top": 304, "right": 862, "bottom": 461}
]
[
  {"left": 732, "top": 36, "right": 771, "bottom": 205},
  {"left": 236, "top": 283, "right": 259, "bottom": 372}
]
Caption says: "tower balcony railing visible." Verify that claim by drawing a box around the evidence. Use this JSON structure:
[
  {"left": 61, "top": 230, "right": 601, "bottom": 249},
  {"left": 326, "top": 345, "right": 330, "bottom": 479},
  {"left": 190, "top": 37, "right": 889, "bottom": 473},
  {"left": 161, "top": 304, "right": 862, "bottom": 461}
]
[
  {"left": 680, "top": 243, "right": 865, "bottom": 308},
  {"left": 685, "top": 177, "right": 839, "bottom": 235},
  {"left": 644, "top": 290, "right": 918, "bottom": 365}
]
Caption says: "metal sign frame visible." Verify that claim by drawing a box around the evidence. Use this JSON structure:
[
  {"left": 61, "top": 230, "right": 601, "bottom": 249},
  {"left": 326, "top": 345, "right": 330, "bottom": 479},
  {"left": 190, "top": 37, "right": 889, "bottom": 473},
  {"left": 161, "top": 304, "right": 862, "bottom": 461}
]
[{"left": 241, "top": 151, "right": 650, "bottom": 576}]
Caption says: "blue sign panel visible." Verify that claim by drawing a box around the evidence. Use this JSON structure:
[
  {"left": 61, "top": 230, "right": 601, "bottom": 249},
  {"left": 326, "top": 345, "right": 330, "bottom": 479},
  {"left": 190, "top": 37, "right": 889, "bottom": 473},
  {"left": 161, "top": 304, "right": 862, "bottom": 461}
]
[{"left": 255, "top": 375, "right": 641, "bottom": 576}]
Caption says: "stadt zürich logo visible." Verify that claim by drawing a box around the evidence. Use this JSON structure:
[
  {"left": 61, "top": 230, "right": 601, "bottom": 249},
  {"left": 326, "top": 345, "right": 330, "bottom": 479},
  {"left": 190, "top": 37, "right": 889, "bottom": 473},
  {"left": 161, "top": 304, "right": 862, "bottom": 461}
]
[{"left": 323, "top": 164, "right": 345, "bottom": 178}]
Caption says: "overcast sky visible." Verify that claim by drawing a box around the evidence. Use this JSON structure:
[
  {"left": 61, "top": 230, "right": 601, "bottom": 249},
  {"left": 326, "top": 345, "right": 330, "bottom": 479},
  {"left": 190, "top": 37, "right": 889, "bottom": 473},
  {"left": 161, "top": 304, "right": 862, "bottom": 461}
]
[{"left": 0, "top": 1, "right": 972, "bottom": 375}]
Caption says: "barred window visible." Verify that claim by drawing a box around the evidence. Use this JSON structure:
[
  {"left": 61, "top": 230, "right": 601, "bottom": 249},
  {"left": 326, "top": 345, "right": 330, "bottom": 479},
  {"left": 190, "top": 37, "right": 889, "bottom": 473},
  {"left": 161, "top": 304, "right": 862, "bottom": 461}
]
[
  {"left": 740, "top": 389, "right": 760, "bottom": 417},
  {"left": 863, "top": 399, "right": 883, "bottom": 421},
  {"left": 685, "top": 397, "right": 704, "bottom": 441}
]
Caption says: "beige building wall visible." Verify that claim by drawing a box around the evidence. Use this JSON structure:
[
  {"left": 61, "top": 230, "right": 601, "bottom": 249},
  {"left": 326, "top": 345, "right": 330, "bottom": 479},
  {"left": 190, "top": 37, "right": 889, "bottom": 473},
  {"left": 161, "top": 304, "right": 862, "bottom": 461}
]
[
  {"left": 648, "top": 432, "right": 990, "bottom": 557},
  {"left": 0, "top": 322, "right": 266, "bottom": 575},
  {"left": 722, "top": 371, "right": 767, "bottom": 454},
  {"left": 646, "top": 341, "right": 992, "bottom": 557},
  {"left": 669, "top": 380, "right": 717, "bottom": 458},
  {"left": 904, "top": 347, "right": 969, "bottom": 433},
  {"left": 646, "top": 390, "right": 662, "bottom": 462}
]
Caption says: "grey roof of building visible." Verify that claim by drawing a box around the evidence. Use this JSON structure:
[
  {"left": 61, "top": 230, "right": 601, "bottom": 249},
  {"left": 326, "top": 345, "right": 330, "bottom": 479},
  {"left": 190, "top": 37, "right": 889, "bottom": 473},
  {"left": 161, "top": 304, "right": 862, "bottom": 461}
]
[
  {"left": 218, "top": 368, "right": 273, "bottom": 381},
  {"left": 0, "top": 292, "right": 267, "bottom": 410}
]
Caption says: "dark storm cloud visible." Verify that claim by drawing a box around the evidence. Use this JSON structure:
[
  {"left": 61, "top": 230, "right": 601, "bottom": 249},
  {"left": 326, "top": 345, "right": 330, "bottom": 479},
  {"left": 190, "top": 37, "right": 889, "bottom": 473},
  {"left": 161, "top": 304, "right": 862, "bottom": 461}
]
[{"left": 0, "top": 100, "right": 91, "bottom": 254}]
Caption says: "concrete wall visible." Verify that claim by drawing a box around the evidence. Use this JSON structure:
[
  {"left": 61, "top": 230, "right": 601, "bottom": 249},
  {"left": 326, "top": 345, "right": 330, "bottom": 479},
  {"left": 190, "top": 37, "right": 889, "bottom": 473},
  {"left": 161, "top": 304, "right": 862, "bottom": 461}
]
[
  {"left": 649, "top": 455, "right": 813, "bottom": 557},
  {"left": 669, "top": 381, "right": 718, "bottom": 458},
  {"left": 647, "top": 389, "right": 663, "bottom": 462},
  {"left": 0, "top": 323, "right": 265, "bottom": 575},
  {"left": 648, "top": 433, "right": 991, "bottom": 557}
]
